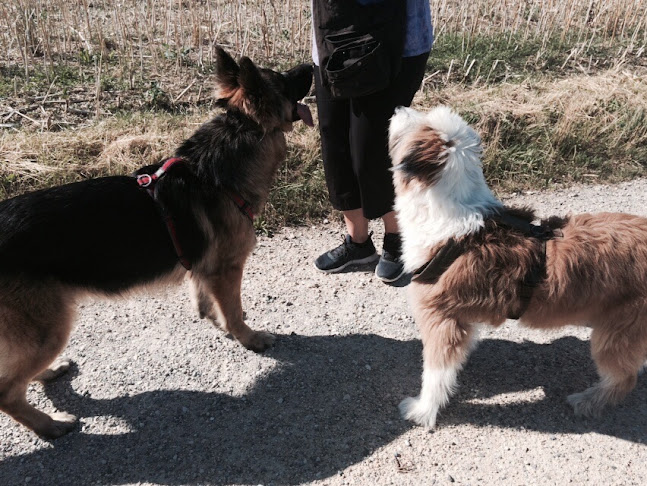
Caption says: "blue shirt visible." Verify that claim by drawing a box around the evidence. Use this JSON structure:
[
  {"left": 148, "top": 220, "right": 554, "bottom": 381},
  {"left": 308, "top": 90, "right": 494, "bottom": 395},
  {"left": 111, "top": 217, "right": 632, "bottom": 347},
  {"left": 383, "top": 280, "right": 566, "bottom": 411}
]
[
  {"left": 312, "top": 0, "right": 434, "bottom": 65},
  {"left": 402, "top": 0, "right": 434, "bottom": 57}
]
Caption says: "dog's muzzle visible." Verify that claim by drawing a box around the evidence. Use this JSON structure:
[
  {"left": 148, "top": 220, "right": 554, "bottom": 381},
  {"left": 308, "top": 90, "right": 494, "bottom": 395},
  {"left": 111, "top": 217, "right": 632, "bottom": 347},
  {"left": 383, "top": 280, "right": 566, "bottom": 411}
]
[{"left": 293, "top": 103, "right": 314, "bottom": 127}]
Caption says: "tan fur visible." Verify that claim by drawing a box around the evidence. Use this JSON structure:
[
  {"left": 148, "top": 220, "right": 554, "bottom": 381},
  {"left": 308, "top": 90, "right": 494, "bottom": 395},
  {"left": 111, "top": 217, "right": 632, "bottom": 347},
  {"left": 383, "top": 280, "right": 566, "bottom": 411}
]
[
  {"left": 394, "top": 109, "right": 647, "bottom": 427},
  {"left": 0, "top": 51, "right": 307, "bottom": 439},
  {"left": 0, "top": 279, "right": 78, "bottom": 438},
  {"left": 408, "top": 211, "right": 647, "bottom": 421}
]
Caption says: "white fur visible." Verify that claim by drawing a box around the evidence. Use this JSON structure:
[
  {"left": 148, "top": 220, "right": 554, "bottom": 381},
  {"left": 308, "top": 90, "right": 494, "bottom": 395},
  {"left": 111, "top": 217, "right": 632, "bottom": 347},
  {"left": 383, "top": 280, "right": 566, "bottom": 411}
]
[
  {"left": 399, "top": 365, "right": 458, "bottom": 429},
  {"left": 390, "top": 106, "right": 503, "bottom": 272}
]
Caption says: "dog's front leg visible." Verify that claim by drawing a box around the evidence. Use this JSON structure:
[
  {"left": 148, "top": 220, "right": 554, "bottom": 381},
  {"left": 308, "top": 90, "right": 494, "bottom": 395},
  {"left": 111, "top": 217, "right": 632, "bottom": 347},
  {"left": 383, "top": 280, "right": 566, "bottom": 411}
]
[
  {"left": 202, "top": 266, "right": 275, "bottom": 352},
  {"left": 400, "top": 316, "right": 475, "bottom": 429}
]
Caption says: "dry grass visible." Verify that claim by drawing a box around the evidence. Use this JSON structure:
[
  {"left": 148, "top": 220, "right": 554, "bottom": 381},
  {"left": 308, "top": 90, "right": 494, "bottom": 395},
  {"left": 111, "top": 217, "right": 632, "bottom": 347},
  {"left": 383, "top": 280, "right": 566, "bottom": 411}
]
[
  {"left": 1, "top": 1, "right": 644, "bottom": 72},
  {"left": 0, "top": 111, "right": 327, "bottom": 228},
  {"left": 1, "top": 0, "right": 646, "bottom": 228},
  {"left": 418, "top": 67, "right": 647, "bottom": 190}
]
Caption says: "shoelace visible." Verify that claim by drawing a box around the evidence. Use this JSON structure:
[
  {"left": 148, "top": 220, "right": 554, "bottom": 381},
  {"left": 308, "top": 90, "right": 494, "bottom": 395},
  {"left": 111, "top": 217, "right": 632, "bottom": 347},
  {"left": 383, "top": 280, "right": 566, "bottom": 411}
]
[
  {"left": 329, "top": 232, "right": 373, "bottom": 258},
  {"left": 328, "top": 236, "right": 353, "bottom": 258}
]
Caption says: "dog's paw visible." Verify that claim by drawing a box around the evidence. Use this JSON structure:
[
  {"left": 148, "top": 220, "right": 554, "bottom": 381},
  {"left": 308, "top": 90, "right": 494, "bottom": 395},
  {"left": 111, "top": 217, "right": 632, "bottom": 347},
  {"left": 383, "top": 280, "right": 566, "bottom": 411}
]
[
  {"left": 567, "top": 389, "right": 604, "bottom": 418},
  {"left": 35, "top": 358, "right": 73, "bottom": 382},
  {"left": 39, "top": 412, "right": 78, "bottom": 440},
  {"left": 639, "top": 360, "right": 647, "bottom": 376},
  {"left": 241, "top": 330, "right": 276, "bottom": 353},
  {"left": 399, "top": 396, "right": 438, "bottom": 429}
]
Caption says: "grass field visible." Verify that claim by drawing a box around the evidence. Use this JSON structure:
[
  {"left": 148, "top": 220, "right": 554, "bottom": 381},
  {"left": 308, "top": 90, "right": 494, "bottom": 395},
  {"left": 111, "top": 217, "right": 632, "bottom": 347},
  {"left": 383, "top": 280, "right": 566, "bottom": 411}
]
[{"left": 1, "top": 0, "right": 646, "bottom": 229}]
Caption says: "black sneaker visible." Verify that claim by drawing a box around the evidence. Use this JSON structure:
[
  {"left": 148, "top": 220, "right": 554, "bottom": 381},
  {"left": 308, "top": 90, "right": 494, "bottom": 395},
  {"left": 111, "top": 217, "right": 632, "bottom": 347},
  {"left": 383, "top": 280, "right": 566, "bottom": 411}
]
[
  {"left": 375, "top": 233, "right": 406, "bottom": 282},
  {"left": 314, "top": 234, "right": 378, "bottom": 273}
]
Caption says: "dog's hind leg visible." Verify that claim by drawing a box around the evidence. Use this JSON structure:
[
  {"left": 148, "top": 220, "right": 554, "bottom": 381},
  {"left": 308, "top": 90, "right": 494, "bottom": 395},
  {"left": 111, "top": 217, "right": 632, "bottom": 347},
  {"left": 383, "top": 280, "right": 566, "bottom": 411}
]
[
  {"left": 200, "top": 266, "right": 275, "bottom": 352},
  {"left": 567, "top": 323, "right": 645, "bottom": 418},
  {"left": 0, "top": 294, "right": 77, "bottom": 439},
  {"left": 400, "top": 316, "right": 476, "bottom": 429}
]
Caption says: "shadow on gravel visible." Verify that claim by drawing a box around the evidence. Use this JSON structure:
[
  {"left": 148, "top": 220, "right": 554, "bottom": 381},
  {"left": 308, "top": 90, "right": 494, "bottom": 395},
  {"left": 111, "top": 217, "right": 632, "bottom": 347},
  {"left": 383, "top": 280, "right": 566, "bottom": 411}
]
[
  {"left": 336, "top": 261, "right": 412, "bottom": 287},
  {"left": 1, "top": 335, "right": 645, "bottom": 485}
]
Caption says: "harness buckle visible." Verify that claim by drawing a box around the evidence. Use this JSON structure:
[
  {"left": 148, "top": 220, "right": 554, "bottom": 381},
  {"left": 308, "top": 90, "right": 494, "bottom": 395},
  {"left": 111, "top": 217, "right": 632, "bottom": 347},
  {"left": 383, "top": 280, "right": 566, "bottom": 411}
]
[
  {"left": 529, "top": 224, "right": 554, "bottom": 239},
  {"left": 137, "top": 174, "right": 153, "bottom": 187}
]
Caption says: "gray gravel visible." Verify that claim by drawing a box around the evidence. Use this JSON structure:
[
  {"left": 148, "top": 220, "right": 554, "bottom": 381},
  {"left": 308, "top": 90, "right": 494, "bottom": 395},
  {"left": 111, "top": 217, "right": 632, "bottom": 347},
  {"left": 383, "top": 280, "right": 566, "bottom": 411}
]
[{"left": 1, "top": 179, "right": 646, "bottom": 485}]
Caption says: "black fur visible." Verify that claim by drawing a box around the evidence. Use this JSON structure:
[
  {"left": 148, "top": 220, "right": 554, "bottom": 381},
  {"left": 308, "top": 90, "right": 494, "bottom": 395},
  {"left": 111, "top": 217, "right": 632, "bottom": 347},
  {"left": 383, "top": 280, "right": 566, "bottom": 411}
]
[{"left": 0, "top": 58, "right": 312, "bottom": 295}]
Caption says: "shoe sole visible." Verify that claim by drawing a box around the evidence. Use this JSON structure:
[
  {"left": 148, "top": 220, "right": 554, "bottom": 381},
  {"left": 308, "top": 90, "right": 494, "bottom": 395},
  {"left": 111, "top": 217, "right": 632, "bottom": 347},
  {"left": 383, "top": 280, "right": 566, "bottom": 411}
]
[
  {"left": 314, "top": 253, "right": 379, "bottom": 274},
  {"left": 375, "top": 266, "right": 407, "bottom": 283}
]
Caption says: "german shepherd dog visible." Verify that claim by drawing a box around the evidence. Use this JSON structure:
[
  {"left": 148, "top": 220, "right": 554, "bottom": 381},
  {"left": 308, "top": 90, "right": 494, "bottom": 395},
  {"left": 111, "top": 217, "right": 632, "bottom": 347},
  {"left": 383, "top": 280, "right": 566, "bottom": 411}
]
[{"left": 0, "top": 48, "right": 313, "bottom": 439}]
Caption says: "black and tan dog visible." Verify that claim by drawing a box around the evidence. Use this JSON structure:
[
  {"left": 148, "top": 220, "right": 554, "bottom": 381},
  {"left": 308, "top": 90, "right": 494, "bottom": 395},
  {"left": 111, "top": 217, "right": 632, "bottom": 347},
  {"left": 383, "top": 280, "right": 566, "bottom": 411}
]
[{"left": 0, "top": 48, "right": 313, "bottom": 439}]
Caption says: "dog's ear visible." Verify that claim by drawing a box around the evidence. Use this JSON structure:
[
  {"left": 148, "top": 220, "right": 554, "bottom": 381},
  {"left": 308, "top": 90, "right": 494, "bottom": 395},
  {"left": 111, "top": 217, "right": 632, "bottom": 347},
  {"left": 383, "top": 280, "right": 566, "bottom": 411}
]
[
  {"left": 215, "top": 47, "right": 240, "bottom": 99},
  {"left": 237, "top": 56, "right": 266, "bottom": 100},
  {"left": 395, "top": 127, "right": 451, "bottom": 186}
]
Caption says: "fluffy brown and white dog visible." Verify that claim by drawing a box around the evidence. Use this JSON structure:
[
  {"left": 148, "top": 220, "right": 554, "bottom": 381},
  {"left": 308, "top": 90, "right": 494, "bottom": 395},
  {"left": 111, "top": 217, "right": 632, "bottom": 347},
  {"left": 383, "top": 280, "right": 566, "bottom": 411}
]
[
  {"left": 389, "top": 105, "right": 647, "bottom": 429},
  {"left": 0, "top": 48, "right": 312, "bottom": 439}
]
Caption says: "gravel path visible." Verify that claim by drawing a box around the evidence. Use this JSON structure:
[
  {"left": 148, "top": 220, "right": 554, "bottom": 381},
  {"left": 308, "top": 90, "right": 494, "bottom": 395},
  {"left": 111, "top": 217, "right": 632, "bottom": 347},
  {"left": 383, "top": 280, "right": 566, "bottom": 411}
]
[{"left": 1, "top": 179, "right": 646, "bottom": 485}]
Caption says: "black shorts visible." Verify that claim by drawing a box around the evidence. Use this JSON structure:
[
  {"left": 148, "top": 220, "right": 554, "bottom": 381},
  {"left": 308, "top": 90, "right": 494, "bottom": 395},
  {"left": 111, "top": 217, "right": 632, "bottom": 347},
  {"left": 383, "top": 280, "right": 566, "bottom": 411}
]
[{"left": 314, "top": 52, "right": 429, "bottom": 219}]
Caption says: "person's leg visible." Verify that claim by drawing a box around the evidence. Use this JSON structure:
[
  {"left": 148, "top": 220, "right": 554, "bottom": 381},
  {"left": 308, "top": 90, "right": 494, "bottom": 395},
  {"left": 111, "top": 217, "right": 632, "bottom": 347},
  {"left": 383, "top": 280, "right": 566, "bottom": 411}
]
[
  {"left": 343, "top": 208, "right": 369, "bottom": 243},
  {"left": 314, "top": 68, "right": 360, "bottom": 215},
  {"left": 382, "top": 211, "right": 399, "bottom": 235},
  {"left": 349, "top": 52, "right": 430, "bottom": 281},
  {"left": 313, "top": 68, "right": 377, "bottom": 272},
  {"left": 350, "top": 52, "right": 430, "bottom": 220}
]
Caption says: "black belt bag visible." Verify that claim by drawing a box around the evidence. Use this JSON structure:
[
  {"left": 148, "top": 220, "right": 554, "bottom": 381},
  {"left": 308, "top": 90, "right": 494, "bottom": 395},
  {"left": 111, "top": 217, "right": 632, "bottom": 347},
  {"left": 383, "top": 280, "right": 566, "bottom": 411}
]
[
  {"left": 324, "top": 31, "right": 391, "bottom": 98},
  {"left": 313, "top": 0, "right": 405, "bottom": 99}
]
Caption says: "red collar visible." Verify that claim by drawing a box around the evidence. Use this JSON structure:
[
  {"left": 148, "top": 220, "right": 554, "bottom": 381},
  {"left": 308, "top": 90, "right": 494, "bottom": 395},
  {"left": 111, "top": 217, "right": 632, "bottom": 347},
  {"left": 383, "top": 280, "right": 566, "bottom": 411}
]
[
  {"left": 137, "top": 157, "right": 191, "bottom": 270},
  {"left": 225, "top": 190, "right": 255, "bottom": 223},
  {"left": 136, "top": 157, "right": 255, "bottom": 271},
  {"left": 137, "top": 157, "right": 184, "bottom": 193}
]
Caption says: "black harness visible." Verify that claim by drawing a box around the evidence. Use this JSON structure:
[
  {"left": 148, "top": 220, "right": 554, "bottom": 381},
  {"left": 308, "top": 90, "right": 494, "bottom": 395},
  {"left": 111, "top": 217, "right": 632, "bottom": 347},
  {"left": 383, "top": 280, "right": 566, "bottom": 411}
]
[{"left": 411, "top": 213, "right": 563, "bottom": 319}]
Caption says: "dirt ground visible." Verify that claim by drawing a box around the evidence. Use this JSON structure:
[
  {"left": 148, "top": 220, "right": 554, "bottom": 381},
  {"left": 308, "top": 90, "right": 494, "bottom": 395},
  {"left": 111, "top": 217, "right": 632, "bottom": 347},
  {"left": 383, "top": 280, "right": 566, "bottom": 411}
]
[{"left": 1, "top": 180, "right": 646, "bottom": 485}]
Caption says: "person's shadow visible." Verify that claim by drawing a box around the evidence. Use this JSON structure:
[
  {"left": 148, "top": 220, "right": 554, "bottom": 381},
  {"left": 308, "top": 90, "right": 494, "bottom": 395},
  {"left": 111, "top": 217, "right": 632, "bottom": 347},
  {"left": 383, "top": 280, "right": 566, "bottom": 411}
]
[{"left": 0, "top": 334, "right": 645, "bottom": 485}]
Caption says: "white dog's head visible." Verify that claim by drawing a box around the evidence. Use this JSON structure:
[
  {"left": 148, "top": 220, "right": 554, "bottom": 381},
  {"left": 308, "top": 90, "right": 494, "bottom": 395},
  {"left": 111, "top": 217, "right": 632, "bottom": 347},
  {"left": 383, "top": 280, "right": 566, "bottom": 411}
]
[{"left": 388, "top": 106, "right": 503, "bottom": 271}]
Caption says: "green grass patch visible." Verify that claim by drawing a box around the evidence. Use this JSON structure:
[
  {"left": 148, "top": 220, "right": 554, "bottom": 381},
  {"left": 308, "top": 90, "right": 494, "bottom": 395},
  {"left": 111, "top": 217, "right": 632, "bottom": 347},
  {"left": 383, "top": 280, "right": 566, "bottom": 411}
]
[{"left": 428, "top": 32, "right": 645, "bottom": 85}]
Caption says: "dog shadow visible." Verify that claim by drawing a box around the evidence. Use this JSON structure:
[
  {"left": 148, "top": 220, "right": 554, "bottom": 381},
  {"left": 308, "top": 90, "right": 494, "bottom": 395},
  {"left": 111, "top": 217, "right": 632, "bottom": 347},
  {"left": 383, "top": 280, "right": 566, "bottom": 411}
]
[
  {"left": 453, "top": 336, "right": 647, "bottom": 441},
  {"left": 0, "top": 334, "right": 644, "bottom": 485}
]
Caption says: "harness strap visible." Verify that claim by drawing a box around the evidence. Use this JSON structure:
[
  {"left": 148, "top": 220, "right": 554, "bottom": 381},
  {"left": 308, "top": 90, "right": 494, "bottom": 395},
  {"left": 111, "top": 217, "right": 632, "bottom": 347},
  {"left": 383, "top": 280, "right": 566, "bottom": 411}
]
[
  {"left": 411, "top": 212, "right": 563, "bottom": 319},
  {"left": 225, "top": 189, "right": 255, "bottom": 222},
  {"left": 159, "top": 209, "right": 193, "bottom": 271},
  {"left": 136, "top": 157, "right": 257, "bottom": 270},
  {"left": 137, "top": 157, "right": 192, "bottom": 270},
  {"left": 137, "top": 157, "right": 184, "bottom": 194},
  {"left": 502, "top": 215, "right": 563, "bottom": 318},
  {"left": 411, "top": 238, "right": 463, "bottom": 284},
  {"left": 509, "top": 239, "right": 548, "bottom": 319}
]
